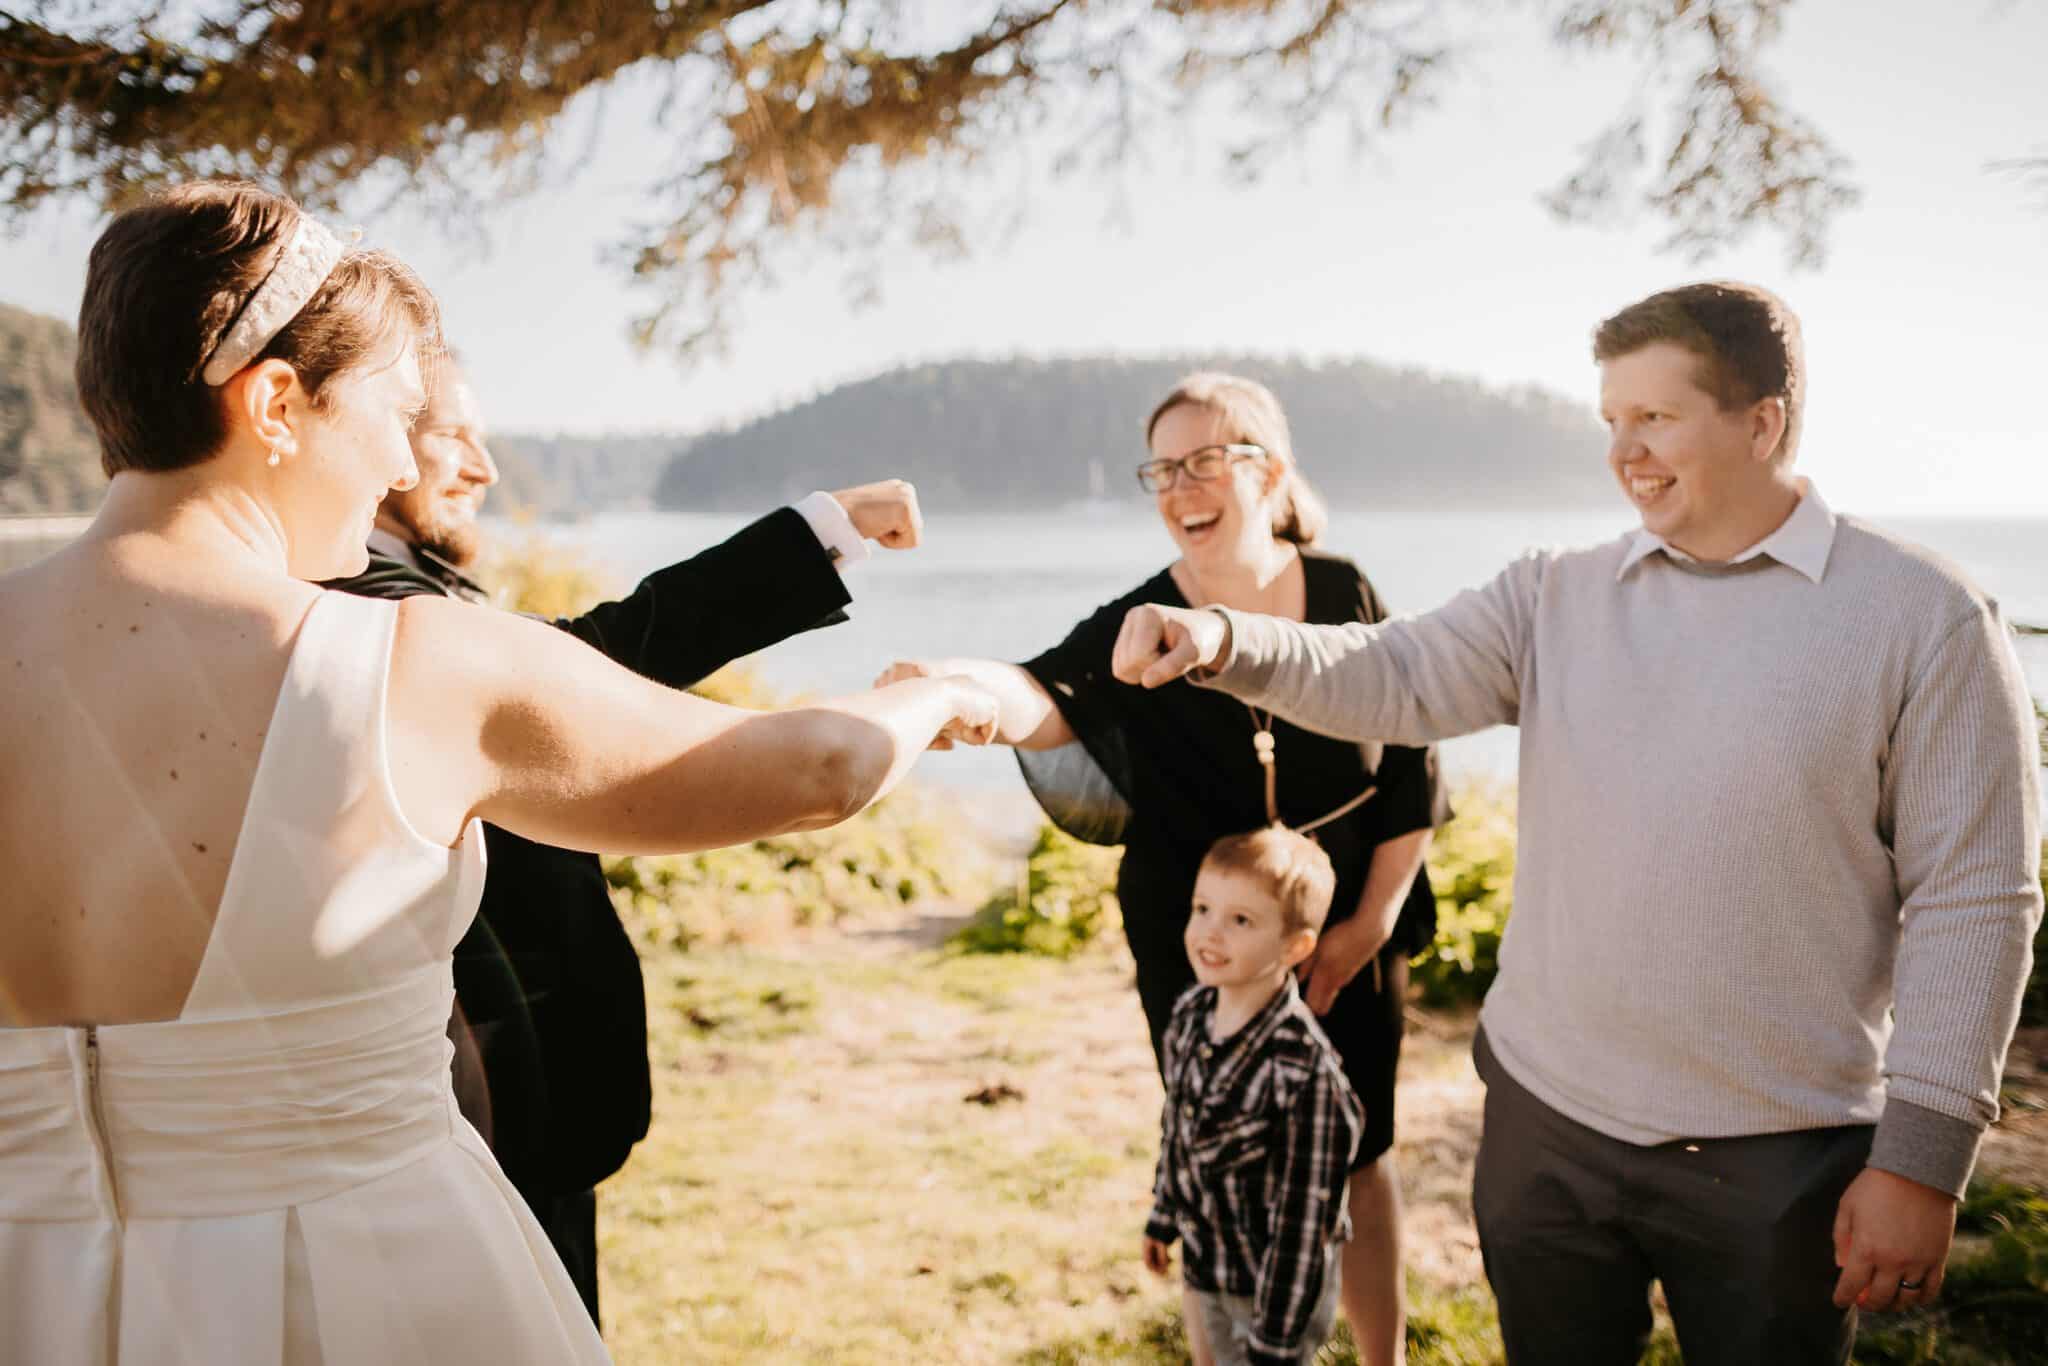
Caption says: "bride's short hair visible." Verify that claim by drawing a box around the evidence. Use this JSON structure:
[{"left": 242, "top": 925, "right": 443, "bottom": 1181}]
[{"left": 76, "top": 180, "right": 442, "bottom": 477}]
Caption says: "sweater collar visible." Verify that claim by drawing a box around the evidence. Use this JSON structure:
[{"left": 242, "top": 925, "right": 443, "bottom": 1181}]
[{"left": 1617, "top": 480, "right": 1836, "bottom": 584}]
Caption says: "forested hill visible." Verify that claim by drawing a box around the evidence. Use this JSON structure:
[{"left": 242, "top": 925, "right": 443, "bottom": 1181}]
[
  {"left": 656, "top": 355, "right": 1613, "bottom": 512},
  {"left": 2, "top": 311, "right": 1615, "bottom": 519},
  {"left": 0, "top": 303, "right": 103, "bottom": 515}
]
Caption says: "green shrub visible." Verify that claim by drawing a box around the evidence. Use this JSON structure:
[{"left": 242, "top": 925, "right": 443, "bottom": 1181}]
[
  {"left": 608, "top": 787, "right": 995, "bottom": 951},
  {"left": 951, "top": 824, "right": 1123, "bottom": 959},
  {"left": 477, "top": 529, "right": 619, "bottom": 619},
  {"left": 951, "top": 783, "right": 1527, "bottom": 983},
  {"left": 1411, "top": 782, "right": 1518, "bottom": 1007}
]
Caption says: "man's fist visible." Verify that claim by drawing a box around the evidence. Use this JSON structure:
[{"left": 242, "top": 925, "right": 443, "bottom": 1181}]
[
  {"left": 831, "top": 480, "right": 923, "bottom": 550},
  {"left": 1112, "top": 603, "right": 1230, "bottom": 688}
]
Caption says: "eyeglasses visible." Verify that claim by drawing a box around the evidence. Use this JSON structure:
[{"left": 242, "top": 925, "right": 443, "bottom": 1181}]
[{"left": 1134, "top": 443, "right": 1267, "bottom": 493}]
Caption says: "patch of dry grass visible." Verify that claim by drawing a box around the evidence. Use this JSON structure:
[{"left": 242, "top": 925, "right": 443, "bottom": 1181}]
[
  {"left": 595, "top": 919, "right": 1507, "bottom": 1364},
  {"left": 598, "top": 934, "right": 1178, "bottom": 1363},
  {"left": 595, "top": 919, "right": 2048, "bottom": 1364}
]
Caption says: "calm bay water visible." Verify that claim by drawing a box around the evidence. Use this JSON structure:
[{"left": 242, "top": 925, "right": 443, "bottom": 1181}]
[{"left": 8, "top": 506, "right": 2043, "bottom": 806}]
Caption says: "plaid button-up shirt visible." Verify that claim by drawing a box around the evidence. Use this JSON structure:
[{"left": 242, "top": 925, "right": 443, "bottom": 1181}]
[{"left": 1147, "top": 978, "right": 1365, "bottom": 1366}]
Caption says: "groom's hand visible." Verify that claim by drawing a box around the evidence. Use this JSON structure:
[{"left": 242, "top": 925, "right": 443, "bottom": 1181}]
[
  {"left": 831, "top": 479, "right": 923, "bottom": 550},
  {"left": 1112, "top": 604, "right": 1229, "bottom": 689},
  {"left": 1831, "top": 1166, "right": 1957, "bottom": 1313}
]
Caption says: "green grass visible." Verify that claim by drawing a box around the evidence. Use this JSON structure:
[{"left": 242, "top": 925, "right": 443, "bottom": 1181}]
[{"left": 599, "top": 939, "right": 2048, "bottom": 1364}]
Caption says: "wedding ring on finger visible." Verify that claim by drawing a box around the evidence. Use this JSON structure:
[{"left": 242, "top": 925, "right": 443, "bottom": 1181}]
[{"left": 1898, "top": 1277, "right": 1925, "bottom": 1291}]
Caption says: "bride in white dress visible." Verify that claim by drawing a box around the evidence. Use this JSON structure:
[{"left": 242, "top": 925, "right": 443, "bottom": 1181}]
[{"left": 0, "top": 181, "right": 998, "bottom": 1365}]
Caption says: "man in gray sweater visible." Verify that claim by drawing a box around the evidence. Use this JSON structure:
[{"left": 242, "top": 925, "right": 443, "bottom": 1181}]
[{"left": 1109, "top": 282, "right": 2041, "bottom": 1364}]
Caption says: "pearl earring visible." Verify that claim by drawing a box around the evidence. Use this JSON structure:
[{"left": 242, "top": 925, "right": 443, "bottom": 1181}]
[{"left": 266, "top": 448, "right": 281, "bottom": 468}]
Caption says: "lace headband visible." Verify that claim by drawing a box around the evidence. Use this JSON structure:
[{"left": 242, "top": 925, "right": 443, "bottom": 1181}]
[{"left": 198, "top": 215, "right": 360, "bottom": 386}]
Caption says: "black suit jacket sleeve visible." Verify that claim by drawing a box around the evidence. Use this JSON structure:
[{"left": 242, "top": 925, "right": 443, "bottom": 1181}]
[{"left": 558, "top": 505, "right": 851, "bottom": 690}]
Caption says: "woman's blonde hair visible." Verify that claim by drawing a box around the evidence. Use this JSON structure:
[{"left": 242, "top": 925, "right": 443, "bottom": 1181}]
[{"left": 1144, "top": 371, "right": 1328, "bottom": 546}]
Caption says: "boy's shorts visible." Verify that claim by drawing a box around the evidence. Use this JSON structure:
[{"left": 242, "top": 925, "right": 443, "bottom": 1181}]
[{"left": 1186, "top": 1252, "right": 1341, "bottom": 1366}]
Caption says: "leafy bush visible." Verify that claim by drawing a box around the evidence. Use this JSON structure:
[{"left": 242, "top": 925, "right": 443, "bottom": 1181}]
[
  {"left": 950, "top": 784, "right": 1527, "bottom": 984},
  {"left": 478, "top": 529, "right": 620, "bottom": 619},
  {"left": 951, "top": 825, "right": 1124, "bottom": 959},
  {"left": 609, "top": 788, "right": 995, "bottom": 951},
  {"left": 1412, "top": 782, "right": 1518, "bottom": 1007}
]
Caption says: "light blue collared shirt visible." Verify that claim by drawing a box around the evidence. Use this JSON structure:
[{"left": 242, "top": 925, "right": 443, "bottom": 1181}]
[{"left": 1616, "top": 479, "right": 1837, "bottom": 584}]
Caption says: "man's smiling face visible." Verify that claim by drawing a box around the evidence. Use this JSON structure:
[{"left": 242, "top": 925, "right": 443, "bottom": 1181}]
[
  {"left": 380, "top": 363, "right": 499, "bottom": 567},
  {"left": 1599, "top": 341, "right": 1782, "bottom": 561}
]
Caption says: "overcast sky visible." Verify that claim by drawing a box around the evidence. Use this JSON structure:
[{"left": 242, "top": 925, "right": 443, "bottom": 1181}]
[{"left": 4, "top": 1, "right": 2043, "bottom": 515}]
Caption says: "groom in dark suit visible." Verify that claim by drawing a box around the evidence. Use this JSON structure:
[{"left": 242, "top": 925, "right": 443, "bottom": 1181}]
[{"left": 325, "top": 354, "right": 921, "bottom": 1325}]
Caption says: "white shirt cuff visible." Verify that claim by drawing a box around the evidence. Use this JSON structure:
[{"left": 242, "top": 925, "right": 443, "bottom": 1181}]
[{"left": 792, "top": 491, "right": 870, "bottom": 570}]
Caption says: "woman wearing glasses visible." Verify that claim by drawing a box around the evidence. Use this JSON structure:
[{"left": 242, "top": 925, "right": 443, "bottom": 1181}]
[{"left": 877, "top": 372, "right": 1444, "bottom": 1366}]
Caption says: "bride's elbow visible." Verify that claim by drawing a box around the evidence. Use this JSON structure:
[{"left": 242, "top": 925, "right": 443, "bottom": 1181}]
[{"left": 787, "top": 714, "right": 896, "bottom": 830}]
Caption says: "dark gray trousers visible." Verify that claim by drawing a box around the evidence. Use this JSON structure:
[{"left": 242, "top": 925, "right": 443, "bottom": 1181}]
[{"left": 1471, "top": 1029, "right": 1873, "bottom": 1366}]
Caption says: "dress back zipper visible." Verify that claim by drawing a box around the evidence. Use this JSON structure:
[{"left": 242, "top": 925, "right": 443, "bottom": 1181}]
[{"left": 82, "top": 1026, "right": 124, "bottom": 1224}]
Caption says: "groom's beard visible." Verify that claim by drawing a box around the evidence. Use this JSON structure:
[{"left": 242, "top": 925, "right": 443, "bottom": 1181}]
[
  {"left": 417, "top": 519, "right": 484, "bottom": 570},
  {"left": 385, "top": 489, "right": 484, "bottom": 570}
]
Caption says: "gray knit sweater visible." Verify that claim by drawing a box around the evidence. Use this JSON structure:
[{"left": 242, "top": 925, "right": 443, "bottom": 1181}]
[{"left": 1201, "top": 509, "right": 2041, "bottom": 1195}]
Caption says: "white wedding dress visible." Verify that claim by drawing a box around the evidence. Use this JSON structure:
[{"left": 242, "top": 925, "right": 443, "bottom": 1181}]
[{"left": 0, "top": 591, "right": 610, "bottom": 1364}]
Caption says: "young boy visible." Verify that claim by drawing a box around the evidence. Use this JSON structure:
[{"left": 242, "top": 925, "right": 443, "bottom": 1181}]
[{"left": 1142, "top": 826, "right": 1366, "bottom": 1366}]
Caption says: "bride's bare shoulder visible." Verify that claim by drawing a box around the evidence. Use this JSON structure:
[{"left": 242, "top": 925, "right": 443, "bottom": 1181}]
[{"left": 3, "top": 544, "right": 317, "bottom": 669}]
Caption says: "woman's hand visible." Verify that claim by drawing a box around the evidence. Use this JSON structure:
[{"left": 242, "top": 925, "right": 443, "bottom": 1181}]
[
  {"left": 1297, "top": 915, "right": 1390, "bottom": 1015},
  {"left": 1111, "top": 604, "right": 1230, "bottom": 688},
  {"left": 875, "top": 661, "right": 964, "bottom": 749},
  {"left": 936, "top": 678, "right": 1000, "bottom": 748},
  {"left": 1298, "top": 828, "right": 1430, "bottom": 1013},
  {"left": 871, "top": 658, "right": 1074, "bottom": 751}
]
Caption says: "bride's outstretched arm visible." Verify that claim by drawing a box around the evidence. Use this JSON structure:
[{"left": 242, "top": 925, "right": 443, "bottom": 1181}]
[{"left": 386, "top": 594, "right": 996, "bottom": 855}]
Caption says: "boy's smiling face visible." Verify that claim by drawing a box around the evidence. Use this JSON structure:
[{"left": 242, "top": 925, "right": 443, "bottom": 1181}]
[{"left": 1184, "top": 864, "right": 1318, "bottom": 992}]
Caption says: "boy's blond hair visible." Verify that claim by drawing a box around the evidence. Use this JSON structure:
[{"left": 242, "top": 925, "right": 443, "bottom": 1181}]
[{"left": 1200, "top": 826, "right": 1337, "bottom": 936}]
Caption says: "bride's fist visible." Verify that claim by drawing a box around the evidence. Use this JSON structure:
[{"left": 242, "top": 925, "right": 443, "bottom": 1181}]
[
  {"left": 1112, "top": 604, "right": 1229, "bottom": 688},
  {"left": 939, "top": 679, "right": 1001, "bottom": 747}
]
